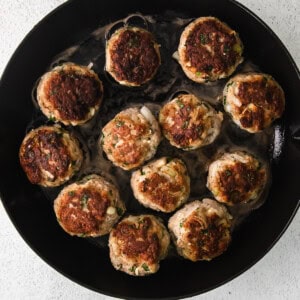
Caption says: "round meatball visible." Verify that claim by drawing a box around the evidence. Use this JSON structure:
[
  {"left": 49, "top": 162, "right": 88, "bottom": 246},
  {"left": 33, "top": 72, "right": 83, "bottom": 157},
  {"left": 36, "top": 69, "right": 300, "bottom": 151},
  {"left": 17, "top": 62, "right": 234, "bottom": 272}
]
[
  {"left": 168, "top": 199, "right": 232, "bottom": 261},
  {"left": 101, "top": 106, "right": 161, "bottom": 170},
  {"left": 223, "top": 73, "right": 285, "bottom": 133},
  {"left": 207, "top": 151, "right": 268, "bottom": 205},
  {"left": 106, "top": 27, "right": 161, "bottom": 86},
  {"left": 131, "top": 157, "right": 190, "bottom": 212},
  {"left": 159, "top": 94, "right": 223, "bottom": 150},
  {"left": 109, "top": 215, "right": 170, "bottom": 276},
  {"left": 54, "top": 174, "right": 125, "bottom": 237},
  {"left": 37, "top": 63, "right": 103, "bottom": 126},
  {"left": 178, "top": 17, "right": 243, "bottom": 83},
  {"left": 19, "top": 125, "right": 83, "bottom": 187}
]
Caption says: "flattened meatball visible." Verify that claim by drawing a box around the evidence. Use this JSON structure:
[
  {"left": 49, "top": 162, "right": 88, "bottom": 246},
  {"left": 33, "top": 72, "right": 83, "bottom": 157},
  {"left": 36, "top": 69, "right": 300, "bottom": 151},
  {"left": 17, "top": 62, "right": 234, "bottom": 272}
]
[
  {"left": 19, "top": 125, "right": 83, "bottom": 187},
  {"left": 159, "top": 94, "right": 223, "bottom": 150},
  {"left": 168, "top": 199, "right": 232, "bottom": 261},
  {"left": 54, "top": 174, "right": 125, "bottom": 237},
  {"left": 101, "top": 106, "right": 161, "bottom": 170},
  {"left": 106, "top": 27, "right": 161, "bottom": 86},
  {"left": 131, "top": 157, "right": 190, "bottom": 212},
  {"left": 37, "top": 63, "right": 103, "bottom": 126},
  {"left": 207, "top": 151, "right": 268, "bottom": 205},
  {"left": 109, "top": 215, "right": 170, "bottom": 276},
  {"left": 178, "top": 17, "right": 243, "bottom": 82},
  {"left": 223, "top": 73, "right": 285, "bottom": 132}
]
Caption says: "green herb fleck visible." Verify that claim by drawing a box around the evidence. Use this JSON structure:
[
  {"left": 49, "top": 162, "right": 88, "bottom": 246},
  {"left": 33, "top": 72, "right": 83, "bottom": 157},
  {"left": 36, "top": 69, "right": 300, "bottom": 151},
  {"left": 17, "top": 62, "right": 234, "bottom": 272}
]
[
  {"left": 115, "top": 119, "right": 124, "bottom": 128},
  {"left": 140, "top": 168, "right": 145, "bottom": 175},
  {"left": 233, "top": 43, "right": 242, "bottom": 54},
  {"left": 201, "top": 228, "right": 209, "bottom": 235},
  {"left": 78, "top": 233, "right": 87, "bottom": 238},
  {"left": 223, "top": 96, "right": 227, "bottom": 105},
  {"left": 181, "top": 120, "right": 189, "bottom": 129},
  {"left": 80, "top": 194, "right": 89, "bottom": 209},
  {"left": 206, "top": 65, "right": 213, "bottom": 72},
  {"left": 166, "top": 157, "right": 173, "bottom": 163},
  {"left": 225, "top": 169, "right": 232, "bottom": 177},
  {"left": 223, "top": 44, "right": 231, "bottom": 54},
  {"left": 195, "top": 71, "right": 202, "bottom": 77},
  {"left": 49, "top": 116, "right": 56, "bottom": 122},
  {"left": 176, "top": 99, "right": 185, "bottom": 109},
  {"left": 200, "top": 33, "right": 208, "bottom": 45},
  {"left": 116, "top": 207, "right": 123, "bottom": 216},
  {"left": 179, "top": 220, "right": 184, "bottom": 228},
  {"left": 68, "top": 191, "right": 75, "bottom": 197},
  {"left": 141, "top": 263, "right": 150, "bottom": 272},
  {"left": 129, "top": 265, "right": 137, "bottom": 273}
]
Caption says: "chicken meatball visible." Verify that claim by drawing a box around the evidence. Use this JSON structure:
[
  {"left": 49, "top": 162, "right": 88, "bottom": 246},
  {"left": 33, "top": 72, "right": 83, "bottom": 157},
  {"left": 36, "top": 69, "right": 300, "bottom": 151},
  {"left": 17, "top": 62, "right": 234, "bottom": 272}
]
[
  {"left": 159, "top": 94, "right": 223, "bottom": 150},
  {"left": 19, "top": 125, "right": 83, "bottom": 187},
  {"left": 109, "top": 215, "right": 170, "bottom": 276},
  {"left": 131, "top": 157, "right": 190, "bottom": 212},
  {"left": 37, "top": 63, "right": 103, "bottom": 126},
  {"left": 106, "top": 27, "right": 161, "bottom": 86},
  {"left": 168, "top": 199, "right": 232, "bottom": 261},
  {"left": 207, "top": 151, "right": 268, "bottom": 205},
  {"left": 178, "top": 17, "right": 243, "bottom": 83},
  {"left": 101, "top": 106, "right": 161, "bottom": 170},
  {"left": 223, "top": 73, "right": 285, "bottom": 133},
  {"left": 54, "top": 174, "right": 125, "bottom": 237}
]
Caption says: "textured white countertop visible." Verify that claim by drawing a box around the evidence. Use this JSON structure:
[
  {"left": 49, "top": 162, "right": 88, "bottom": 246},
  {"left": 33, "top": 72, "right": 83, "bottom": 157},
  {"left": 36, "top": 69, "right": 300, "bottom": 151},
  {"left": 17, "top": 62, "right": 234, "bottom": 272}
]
[{"left": 0, "top": 0, "right": 299, "bottom": 299}]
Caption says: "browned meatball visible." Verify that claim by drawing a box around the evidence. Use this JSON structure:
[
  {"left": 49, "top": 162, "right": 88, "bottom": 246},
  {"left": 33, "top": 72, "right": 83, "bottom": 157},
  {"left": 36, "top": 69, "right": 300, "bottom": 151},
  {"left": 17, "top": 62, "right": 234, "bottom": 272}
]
[
  {"left": 207, "top": 151, "right": 268, "bottom": 205},
  {"left": 131, "top": 157, "right": 190, "bottom": 212},
  {"left": 178, "top": 17, "right": 243, "bottom": 82},
  {"left": 54, "top": 174, "right": 125, "bottom": 237},
  {"left": 106, "top": 27, "right": 161, "bottom": 86},
  {"left": 223, "top": 73, "right": 285, "bottom": 132},
  {"left": 159, "top": 94, "right": 223, "bottom": 150},
  {"left": 109, "top": 215, "right": 170, "bottom": 276},
  {"left": 19, "top": 125, "right": 83, "bottom": 187},
  {"left": 168, "top": 199, "right": 232, "bottom": 261},
  {"left": 37, "top": 63, "right": 103, "bottom": 126}
]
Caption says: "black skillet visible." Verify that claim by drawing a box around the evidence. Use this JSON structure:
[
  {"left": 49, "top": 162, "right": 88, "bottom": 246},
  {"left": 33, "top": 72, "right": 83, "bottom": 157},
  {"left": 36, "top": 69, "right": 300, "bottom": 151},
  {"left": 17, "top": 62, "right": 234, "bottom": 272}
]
[{"left": 0, "top": 0, "right": 299, "bottom": 299}]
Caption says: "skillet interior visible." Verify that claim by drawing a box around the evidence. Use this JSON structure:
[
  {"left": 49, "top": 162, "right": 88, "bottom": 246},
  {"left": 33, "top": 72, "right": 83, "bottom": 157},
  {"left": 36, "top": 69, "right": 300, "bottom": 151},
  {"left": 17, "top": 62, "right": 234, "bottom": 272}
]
[{"left": 0, "top": 0, "right": 299, "bottom": 298}]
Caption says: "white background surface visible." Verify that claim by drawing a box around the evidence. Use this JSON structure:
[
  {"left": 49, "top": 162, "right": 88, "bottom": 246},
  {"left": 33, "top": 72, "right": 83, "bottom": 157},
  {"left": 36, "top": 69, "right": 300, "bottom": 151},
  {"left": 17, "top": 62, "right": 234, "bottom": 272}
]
[{"left": 0, "top": 0, "right": 299, "bottom": 299}]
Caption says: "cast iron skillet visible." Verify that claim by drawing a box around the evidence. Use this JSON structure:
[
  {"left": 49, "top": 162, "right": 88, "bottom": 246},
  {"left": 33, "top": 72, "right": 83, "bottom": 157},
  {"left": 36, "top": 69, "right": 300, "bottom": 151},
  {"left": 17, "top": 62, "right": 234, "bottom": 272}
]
[{"left": 0, "top": 0, "right": 299, "bottom": 298}]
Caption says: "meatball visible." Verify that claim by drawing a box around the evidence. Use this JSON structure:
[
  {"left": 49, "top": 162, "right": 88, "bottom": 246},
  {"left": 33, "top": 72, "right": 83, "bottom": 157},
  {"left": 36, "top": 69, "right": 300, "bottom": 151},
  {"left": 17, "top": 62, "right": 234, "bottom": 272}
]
[
  {"left": 131, "top": 157, "right": 190, "bottom": 212},
  {"left": 19, "top": 125, "right": 83, "bottom": 187},
  {"left": 159, "top": 94, "right": 223, "bottom": 150},
  {"left": 106, "top": 27, "right": 161, "bottom": 86},
  {"left": 54, "top": 174, "right": 125, "bottom": 237},
  {"left": 109, "top": 215, "right": 170, "bottom": 276},
  {"left": 207, "top": 151, "right": 268, "bottom": 205},
  {"left": 37, "top": 63, "right": 103, "bottom": 126},
  {"left": 223, "top": 73, "right": 285, "bottom": 132},
  {"left": 177, "top": 17, "right": 243, "bottom": 83},
  {"left": 101, "top": 106, "right": 161, "bottom": 170},
  {"left": 168, "top": 199, "right": 232, "bottom": 261}
]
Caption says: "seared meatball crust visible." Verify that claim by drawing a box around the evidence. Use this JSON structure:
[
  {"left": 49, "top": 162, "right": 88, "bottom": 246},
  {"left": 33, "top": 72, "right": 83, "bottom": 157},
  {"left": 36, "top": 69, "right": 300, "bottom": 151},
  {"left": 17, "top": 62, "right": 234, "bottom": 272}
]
[
  {"left": 207, "top": 151, "right": 268, "bottom": 205},
  {"left": 168, "top": 199, "right": 232, "bottom": 261},
  {"left": 101, "top": 106, "right": 161, "bottom": 170},
  {"left": 223, "top": 73, "right": 285, "bottom": 133},
  {"left": 106, "top": 27, "right": 161, "bottom": 86},
  {"left": 37, "top": 63, "right": 103, "bottom": 126},
  {"left": 54, "top": 174, "right": 125, "bottom": 237},
  {"left": 178, "top": 17, "right": 243, "bottom": 83},
  {"left": 159, "top": 94, "right": 223, "bottom": 150},
  {"left": 131, "top": 157, "right": 190, "bottom": 212},
  {"left": 109, "top": 215, "right": 170, "bottom": 276},
  {"left": 19, "top": 125, "right": 83, "bottom": 187}
]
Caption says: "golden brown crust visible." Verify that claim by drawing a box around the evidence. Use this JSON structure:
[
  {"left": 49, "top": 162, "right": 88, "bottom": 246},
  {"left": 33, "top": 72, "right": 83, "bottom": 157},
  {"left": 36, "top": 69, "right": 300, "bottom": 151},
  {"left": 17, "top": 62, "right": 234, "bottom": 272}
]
[
  {"left": 223, "top": 73, "right": 285, "bottom": 132},
  {"left": 101, "top": 107, "right": 161, "bottom": 170},
  {"left": 159, "top": 94, "right": 222, "bottom": 150},
  {"left": 19, "top": 126, "right": 82, "bottom": 187},
  {"left": 207, "top": 151, "right": 268, "bottom": 205},
  {"left": 178, "top": 17, "right": 243, "bottom": 82},
  {"left": 37, "top": 63, "right": 103, "bottom": 126},
  {"left": 106, "top": 27, "right": 161, "bottom": 86},
  {"left": 112, "top": 216, "right": 160, "bottom": 264},
  {"left": 54, "top": 175, "right": 125, "bottom": 237}
]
